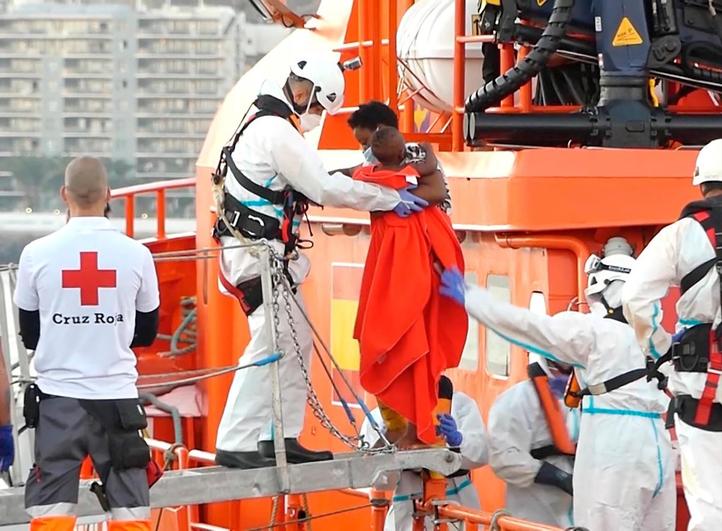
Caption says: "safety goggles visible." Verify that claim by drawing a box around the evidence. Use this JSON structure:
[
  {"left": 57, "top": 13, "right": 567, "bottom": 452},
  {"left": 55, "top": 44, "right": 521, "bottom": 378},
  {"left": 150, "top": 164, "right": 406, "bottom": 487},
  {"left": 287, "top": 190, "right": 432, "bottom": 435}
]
[{"left": 584, "top": 254, "right": 632, "bottom": 275}]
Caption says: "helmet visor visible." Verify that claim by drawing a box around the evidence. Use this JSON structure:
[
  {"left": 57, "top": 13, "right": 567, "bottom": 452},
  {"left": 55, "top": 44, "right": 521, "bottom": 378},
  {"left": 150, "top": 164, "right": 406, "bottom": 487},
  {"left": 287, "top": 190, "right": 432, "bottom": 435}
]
[
  {"left": 584, "top": 254, "right": 602, "bottom": 275},
  {"left": 584, "top": 254, "right": 632, "bottom": 275}
]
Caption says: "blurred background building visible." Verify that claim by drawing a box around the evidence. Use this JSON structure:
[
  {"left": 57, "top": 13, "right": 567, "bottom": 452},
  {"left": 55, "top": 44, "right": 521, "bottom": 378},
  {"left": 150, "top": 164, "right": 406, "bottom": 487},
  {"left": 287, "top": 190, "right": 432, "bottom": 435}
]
[{"left": 0, "top": 0, "right": 319, "bottom": 260}]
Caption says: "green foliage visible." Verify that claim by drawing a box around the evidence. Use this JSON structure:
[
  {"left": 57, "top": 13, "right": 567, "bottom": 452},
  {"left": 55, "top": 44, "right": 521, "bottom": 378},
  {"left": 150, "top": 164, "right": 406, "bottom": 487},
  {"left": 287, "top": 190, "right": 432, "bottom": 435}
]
[{"left": 4, "top": 156, "right": 135, "bottom": 211}]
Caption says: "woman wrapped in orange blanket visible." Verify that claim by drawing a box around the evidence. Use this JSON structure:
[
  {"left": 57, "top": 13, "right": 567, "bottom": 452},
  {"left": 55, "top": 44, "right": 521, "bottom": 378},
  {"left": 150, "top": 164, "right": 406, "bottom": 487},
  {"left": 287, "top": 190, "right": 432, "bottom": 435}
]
[{"left": 352, "top": 127, "right": 468, "bottom": 447}]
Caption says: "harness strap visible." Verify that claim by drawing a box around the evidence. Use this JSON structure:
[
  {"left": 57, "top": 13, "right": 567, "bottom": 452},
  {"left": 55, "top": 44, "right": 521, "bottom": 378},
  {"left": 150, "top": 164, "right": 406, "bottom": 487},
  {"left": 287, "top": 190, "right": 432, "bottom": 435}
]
[
  {"left": 574, "top": 368, "right": 649, "bottom": 398},
  {"left": 572, "top": 354, "right": 669, "bottom": 400},
  {"left": 223, "top": 144, "right": 286, "bottom": 205},
  {"left": 681, "top": 258, "right": 717, "bottom": 295},
  {"left": 695, "top": 335, "right": 722, "bottom": 425},
  {"left": 686, "top": 208, "right": 722, "bottom": 425},
  {"left": 217, "top": 259, "right": 248, "bottom": 307},
  {"left": 681, "top": 211, "right": 718, "bottom": 295}
]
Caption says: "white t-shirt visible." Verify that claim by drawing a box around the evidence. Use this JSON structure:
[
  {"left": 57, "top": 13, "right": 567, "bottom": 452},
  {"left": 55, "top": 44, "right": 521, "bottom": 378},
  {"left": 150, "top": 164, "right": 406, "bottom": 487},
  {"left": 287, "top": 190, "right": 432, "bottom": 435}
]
[{"left": 13, "top": 217, "right": 160, "bottom": 399}]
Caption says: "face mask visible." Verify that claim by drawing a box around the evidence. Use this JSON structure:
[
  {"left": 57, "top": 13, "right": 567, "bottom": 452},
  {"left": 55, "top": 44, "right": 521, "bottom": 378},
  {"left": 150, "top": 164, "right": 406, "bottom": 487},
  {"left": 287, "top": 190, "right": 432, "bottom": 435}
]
[
  {"left": 363, "top": 146, "right": 378, "bottom": 164},
  {"left": 299, "top": 112, "right": 322, "bottom": 132}
]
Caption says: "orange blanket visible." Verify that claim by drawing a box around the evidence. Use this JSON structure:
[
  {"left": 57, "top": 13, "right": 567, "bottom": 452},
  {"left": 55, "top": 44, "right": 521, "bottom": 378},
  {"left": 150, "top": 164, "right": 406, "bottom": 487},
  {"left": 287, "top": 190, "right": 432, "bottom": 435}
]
[{"left": 352, "top": 165, "right": 468, "bottom": 444}]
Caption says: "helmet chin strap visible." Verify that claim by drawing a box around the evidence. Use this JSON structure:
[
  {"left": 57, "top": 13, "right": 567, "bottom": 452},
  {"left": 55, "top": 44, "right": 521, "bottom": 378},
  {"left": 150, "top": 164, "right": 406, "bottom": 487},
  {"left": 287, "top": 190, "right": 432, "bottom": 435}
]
[
  {"left": 599, "top": 294, "right": 615, "bottom": 315},
  {"left": 598, "top": 292, "right": 628, "bottom": 323}
]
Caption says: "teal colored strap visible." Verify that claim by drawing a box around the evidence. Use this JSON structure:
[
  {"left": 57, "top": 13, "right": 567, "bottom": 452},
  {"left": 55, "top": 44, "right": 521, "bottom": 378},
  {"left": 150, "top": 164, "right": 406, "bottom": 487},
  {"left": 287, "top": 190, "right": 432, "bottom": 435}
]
[{"left": 392, "top": 477, "right": 473, "bottom": 502}]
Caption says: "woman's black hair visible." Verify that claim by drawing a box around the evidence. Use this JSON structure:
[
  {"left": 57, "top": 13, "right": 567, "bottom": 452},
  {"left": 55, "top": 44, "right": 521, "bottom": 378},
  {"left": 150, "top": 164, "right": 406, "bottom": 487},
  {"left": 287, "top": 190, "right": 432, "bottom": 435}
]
[{"left": 347, "top": 101, "right": 399, "bottom": 130}]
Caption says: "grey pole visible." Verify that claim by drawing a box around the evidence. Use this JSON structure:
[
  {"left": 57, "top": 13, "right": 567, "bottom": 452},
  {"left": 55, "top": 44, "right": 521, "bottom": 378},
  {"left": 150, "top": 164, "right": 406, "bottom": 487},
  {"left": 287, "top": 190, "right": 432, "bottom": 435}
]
[{"left": 259, "top": 246, "right": 290, "bottom": 493}]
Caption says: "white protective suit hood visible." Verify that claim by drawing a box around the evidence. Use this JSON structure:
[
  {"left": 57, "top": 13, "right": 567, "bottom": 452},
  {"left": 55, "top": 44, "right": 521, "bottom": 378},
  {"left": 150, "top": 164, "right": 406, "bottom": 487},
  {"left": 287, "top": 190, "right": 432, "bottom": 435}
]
[{"left": 588, "top": 279, "right": 626, "bottom": 317}]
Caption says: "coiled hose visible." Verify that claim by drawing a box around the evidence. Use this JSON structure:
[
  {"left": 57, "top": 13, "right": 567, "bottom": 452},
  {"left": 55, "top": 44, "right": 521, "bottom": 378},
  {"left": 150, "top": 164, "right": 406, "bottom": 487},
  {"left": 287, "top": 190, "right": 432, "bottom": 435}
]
[{"left": 465, "top": 0, "right": 575, "bottom": 112}]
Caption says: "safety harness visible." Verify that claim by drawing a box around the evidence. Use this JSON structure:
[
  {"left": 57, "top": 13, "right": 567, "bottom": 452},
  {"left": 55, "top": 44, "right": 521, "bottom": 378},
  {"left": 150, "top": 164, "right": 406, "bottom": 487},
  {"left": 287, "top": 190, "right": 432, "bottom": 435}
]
[
  {"left": 563, "top": 311, "right": 668, "bottom": 405},
  {"left": 661, "top": 199, "right": 722, "bottom": 427},
  {"left": 212, "top": 94, "right": 310, "bottom": 258},
  {"left": 528, "top": 363, "right": 576, "bottom": 459}
]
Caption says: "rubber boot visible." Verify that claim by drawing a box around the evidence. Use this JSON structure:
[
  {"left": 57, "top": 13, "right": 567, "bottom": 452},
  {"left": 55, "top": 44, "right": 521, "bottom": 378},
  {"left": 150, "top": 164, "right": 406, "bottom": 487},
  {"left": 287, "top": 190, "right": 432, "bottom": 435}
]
[
  {"left": 258, "top": 439, "right": 333, "bottom": 464},
  {"left": 30, "top": 515, "right": 77, "bottom": 531},
  {"left": 216, "top": 449, "right": 276, "bottom": 469},
  {"left": 108, "top": 520, "right": 151, "bottom": 531}
]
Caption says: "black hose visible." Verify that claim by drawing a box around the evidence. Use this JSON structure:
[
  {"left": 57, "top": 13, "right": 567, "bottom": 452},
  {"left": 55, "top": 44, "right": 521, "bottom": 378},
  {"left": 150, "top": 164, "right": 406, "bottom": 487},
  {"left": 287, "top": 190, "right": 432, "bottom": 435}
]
[{"left": 465, "top": 0, "right": 575, "bottom": 112}]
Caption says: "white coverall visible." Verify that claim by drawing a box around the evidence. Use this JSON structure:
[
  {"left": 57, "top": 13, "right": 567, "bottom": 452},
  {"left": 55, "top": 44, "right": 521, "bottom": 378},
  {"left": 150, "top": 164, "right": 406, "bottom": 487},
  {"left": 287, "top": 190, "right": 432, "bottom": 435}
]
[
  {"left": 216, "top": 81, "right": 401, "bottom": 453},
  {"left": 487, "top": 379, "right": 579, "bottom": 528},
  {"left": 360, "top": 392, "right": 488, "bottom": 531},
  {"left": 464, "top": 286, "right": 676, "bottom": 531},
  {"left": 623, "top": 216, "right": 722, "bottom": 530}
]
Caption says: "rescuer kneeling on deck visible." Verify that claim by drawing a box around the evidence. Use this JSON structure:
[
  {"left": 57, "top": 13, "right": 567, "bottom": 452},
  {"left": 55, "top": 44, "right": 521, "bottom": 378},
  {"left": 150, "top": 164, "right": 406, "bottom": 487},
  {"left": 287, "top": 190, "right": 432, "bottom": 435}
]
[
  {"left": 14, "top": 157, "right": 160, "bottom": 531},
  {"left": 487, "top": 357, "right": 578, "bottom": 527},
  {"left": 212, "top": 51, "right": 428, "bottom": 469}
]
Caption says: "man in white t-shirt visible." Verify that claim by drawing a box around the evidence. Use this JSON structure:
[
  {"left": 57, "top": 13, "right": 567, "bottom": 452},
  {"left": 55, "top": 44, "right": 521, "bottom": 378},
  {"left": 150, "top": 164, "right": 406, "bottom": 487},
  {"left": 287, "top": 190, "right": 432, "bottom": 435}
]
[{"left": 14, "top": 157, "right": 160, "bottom": 531}]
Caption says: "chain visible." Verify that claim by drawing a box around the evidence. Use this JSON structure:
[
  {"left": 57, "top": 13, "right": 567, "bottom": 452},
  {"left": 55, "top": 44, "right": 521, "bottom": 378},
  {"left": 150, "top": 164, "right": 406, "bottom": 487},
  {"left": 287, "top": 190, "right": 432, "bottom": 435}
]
[
  {"left": 265, "top": 251, "right": 386, "bottom": 453},
  {"left": 269, "top": 495, "right": 282, "bottom": 527}
]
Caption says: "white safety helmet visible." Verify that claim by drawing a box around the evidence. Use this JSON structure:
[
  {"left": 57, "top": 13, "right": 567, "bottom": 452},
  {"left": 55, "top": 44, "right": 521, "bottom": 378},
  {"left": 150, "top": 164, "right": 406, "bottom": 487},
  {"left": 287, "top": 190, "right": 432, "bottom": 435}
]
[
  {"left": 289, "top": 52, "right": 345, "bottom": 115},
  {"left": 693, "top": 139, "right": 722, "bottom": 186},
  {"left": 584, "top": 253, "right": 635, "bottom": 298}
]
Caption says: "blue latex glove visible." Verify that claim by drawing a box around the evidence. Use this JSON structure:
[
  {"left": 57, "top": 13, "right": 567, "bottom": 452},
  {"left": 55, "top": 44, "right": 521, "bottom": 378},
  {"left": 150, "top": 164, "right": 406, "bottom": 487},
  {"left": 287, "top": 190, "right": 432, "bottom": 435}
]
[
  {"left": 437, "top": 414, "right": 463, "bottom": 447},
  {"left": 393, "top": 186, "right": 428, "bottom": 218},
  {"left": 440, "top": 267, "right": 465, "bottom": 305},
  {"left": 548, "top": 375, "right": 568, "bottom": 399},
  {"left": 0, "top": 425, "right": 14, "bottom": 472}
]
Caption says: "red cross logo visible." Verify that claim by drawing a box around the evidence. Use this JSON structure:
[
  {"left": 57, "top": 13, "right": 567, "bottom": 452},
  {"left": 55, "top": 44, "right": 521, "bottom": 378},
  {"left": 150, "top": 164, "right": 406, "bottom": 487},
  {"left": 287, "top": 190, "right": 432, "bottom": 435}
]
[{"left": 61, "top": 252, "right": 117, "bottom": 306}]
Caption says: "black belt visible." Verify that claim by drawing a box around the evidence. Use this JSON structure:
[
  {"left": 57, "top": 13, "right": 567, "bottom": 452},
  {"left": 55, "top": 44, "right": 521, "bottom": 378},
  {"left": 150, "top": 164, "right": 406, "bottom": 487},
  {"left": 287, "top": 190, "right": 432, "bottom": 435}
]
[{"left": 672, "top": 394, "right": 722, "bottom": 432}]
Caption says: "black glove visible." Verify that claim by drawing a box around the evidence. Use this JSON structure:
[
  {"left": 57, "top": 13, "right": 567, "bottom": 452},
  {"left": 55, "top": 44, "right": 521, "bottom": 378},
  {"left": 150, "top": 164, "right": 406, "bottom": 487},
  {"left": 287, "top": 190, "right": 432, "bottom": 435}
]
[{"left": 534, "top": 461, "right": 573, "bottom": 495}]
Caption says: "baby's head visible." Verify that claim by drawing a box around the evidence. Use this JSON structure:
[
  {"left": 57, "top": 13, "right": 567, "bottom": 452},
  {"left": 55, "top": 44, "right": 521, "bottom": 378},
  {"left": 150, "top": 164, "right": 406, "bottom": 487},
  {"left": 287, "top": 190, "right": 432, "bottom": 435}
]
[{"left": 370, "top": 126, "right": 406, "bottom": 166}]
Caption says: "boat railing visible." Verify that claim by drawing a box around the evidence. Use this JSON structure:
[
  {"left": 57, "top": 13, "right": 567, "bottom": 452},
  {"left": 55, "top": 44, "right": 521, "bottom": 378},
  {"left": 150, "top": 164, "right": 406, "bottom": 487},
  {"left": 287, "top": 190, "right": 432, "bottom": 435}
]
[{"left": 110, "top": 177, "right": 195, "bottom": 239}]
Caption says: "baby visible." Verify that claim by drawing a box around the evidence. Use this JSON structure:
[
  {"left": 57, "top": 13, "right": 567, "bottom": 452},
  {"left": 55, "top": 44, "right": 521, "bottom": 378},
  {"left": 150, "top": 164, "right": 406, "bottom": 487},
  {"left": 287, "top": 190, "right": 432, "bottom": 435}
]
[
  {"left": 359, "top": 126, "right": 447, "bottom": 207},
  {"left": 352, "top": 127, "right": 467, "bottom": 448}
]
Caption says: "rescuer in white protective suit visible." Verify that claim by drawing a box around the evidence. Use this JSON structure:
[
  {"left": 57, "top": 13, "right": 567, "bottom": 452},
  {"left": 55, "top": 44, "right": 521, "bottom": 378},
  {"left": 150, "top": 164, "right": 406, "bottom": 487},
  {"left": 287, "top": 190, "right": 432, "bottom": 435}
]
[
  {"left": 360, "top": 376, "right": 488, "bottom": 531},
  {"left": 623, "top": 139, "right": 722, "bottom": 530},
  {"left": 440, "top": 237, "right": 676, "bottom": 531},
  {"left": 487, "top": 357, "right": 579, "bottom": 528},
  {"left": 213, "top": 51, "right": 428, "bottom": 469}
]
